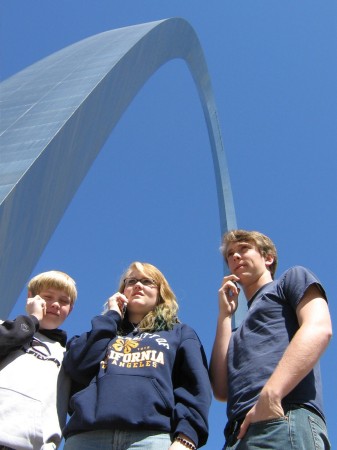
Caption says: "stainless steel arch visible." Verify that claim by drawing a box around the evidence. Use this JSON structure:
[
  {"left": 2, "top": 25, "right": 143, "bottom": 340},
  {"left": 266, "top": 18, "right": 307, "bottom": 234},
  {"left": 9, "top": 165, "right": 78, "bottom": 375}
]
[{"left": 0, "top": 18, "right": 239, "bottom": 318}]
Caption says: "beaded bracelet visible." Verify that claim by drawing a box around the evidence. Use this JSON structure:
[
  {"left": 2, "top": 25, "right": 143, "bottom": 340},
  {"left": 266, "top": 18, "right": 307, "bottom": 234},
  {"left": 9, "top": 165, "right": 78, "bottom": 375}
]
[{"left": 174, "top": 436, "right": 197, "bottom": 450}]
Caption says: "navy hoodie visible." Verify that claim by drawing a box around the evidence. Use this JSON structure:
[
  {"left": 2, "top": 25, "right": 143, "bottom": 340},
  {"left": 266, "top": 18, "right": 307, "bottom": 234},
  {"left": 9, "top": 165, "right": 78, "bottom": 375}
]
[{"left": 63, "top": 311, "right": 212, "bottom": 447}]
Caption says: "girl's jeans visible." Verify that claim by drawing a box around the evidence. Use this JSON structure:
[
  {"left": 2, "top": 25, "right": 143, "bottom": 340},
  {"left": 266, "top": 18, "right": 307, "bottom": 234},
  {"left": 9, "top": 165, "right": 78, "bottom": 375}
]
[{"left": 64, "top": 429, "right": 172, "bottom": 450}]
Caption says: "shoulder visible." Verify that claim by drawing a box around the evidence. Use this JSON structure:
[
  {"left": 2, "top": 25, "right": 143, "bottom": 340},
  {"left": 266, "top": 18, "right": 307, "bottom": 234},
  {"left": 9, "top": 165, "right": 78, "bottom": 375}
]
[
  {"left": 172, "top": 322, "right": 202, "bottom": 342},
  {"left": 281, "top": 265, "right": 317, "bottom": 277},
  {"left": 279, "top": 265, "right": 322, "bottom": 286},
  {"left": 278, "top": 265, "right": 326, "bottom": 305},
  {"left": 173, "top": 322, "right": 196, "bottom": 333}
]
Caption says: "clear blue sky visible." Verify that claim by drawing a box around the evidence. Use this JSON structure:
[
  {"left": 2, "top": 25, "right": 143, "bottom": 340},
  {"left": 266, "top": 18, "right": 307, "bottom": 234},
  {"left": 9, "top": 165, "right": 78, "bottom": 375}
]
[{"left": 1, "top": 1, "right": 336, "bottom": 448}]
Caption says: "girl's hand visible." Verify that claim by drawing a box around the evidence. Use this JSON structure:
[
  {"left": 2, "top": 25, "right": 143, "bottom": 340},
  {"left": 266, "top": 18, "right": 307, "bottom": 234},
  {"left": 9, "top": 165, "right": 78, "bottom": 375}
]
[
  {"left": 169, "top": 442, "right": 185, "bottom": 449},
  {"left": 103, "top": 293, "right": 128, "bottom": 317}
]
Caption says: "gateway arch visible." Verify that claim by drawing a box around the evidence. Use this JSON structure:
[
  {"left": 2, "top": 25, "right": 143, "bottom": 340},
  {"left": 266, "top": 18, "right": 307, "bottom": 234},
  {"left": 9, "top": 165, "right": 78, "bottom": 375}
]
[{"left": 0, "top": 18, "right": 242, "bottom": 321}]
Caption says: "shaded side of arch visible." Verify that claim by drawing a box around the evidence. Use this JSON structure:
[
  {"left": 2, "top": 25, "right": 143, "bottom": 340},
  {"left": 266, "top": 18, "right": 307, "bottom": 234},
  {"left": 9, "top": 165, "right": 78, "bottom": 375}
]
[{"left": 0, "top": 17, "right": 238, "bottom": 319}]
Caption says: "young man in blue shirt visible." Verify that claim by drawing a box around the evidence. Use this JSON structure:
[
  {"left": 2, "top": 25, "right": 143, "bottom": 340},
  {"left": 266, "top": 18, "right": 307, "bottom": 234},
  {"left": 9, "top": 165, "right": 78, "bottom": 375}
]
[{"left": 210, "top": 229, "right": 332, "bottom": 450}]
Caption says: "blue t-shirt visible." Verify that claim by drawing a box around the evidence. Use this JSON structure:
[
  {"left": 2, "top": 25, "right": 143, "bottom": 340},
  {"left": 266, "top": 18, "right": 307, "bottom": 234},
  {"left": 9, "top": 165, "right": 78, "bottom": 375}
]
[{"left": 227, "top": 266, "right": 327, "bottom": 422}]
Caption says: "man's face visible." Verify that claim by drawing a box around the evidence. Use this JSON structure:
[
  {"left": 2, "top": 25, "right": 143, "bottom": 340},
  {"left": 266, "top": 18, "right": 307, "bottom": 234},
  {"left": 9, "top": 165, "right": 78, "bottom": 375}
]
[
  {"left": 226, "top": 240, "right": 272, "bottom": 285},
  {"left": 38, "top": 288, "right": 72, "bottom": 330}
]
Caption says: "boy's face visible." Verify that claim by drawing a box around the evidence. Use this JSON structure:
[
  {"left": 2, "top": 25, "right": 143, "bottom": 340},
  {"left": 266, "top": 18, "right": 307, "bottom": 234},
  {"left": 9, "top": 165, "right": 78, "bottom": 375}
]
[
  {"left": 226, "top": 240, "right": 273, "bottom": 286},
  {"left": 37, "top": 287, "right": 72, "bottom": 330}
]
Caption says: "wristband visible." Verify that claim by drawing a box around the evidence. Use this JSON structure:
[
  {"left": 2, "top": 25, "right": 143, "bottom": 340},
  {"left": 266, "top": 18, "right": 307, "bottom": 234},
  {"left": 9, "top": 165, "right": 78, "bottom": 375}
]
[{"left": 174, "top": 436, "right": 197, "bottom": 450}]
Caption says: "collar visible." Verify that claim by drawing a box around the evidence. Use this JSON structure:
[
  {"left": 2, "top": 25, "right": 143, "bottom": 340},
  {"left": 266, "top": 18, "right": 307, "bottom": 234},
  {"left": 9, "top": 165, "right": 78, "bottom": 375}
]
[{"left": 39, "top": 328, "right": 67, "bottom": 347}]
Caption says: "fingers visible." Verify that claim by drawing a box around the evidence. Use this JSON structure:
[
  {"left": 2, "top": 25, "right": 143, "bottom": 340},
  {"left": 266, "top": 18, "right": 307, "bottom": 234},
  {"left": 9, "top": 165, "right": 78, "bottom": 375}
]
[
  {"left": 237, "top": 399, "right": 285, "bottom": 440},
  {"left": 219, "top": 274, "right": 240, "bottom": 298},
  {"left": 220, "top": 274, "right": 240, "bottom": 290},
  {"left": 26, "top": 295, "right": 46, "bottom": 321},
  {"left": 218, "top": 275, "right": 240, "bottom": 316},
  {"left": 105, "top": 293, "right": 128, "bottom": 316},
  {"left": 237, "top": 417, "right": 249, "bottom": 440},
  {"left": 220, "top": 280, "right": 240, "bottom": 298}
]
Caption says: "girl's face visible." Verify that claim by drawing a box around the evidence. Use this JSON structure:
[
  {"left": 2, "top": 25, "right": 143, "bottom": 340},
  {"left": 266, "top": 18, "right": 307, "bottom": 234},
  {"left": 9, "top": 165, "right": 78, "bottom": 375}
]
[{"left": 123, "top": 269, "right": 158, "bottom": 322}]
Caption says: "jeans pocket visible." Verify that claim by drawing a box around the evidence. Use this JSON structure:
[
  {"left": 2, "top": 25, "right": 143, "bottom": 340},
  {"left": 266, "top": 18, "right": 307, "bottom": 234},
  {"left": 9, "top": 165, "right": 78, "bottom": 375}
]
[
  {"left": 244, "top": 417, "right": 291, "bottom": 449},
  {"left": 249, "top": 416, "right": 288, "bottom": 427},
  {"left": 308, "top": 415, "right": 331, "bottom": 450}
]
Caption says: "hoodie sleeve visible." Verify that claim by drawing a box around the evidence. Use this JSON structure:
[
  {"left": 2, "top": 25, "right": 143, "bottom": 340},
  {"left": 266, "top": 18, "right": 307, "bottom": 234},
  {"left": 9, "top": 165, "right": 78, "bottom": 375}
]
[
  {"left": 0, "top": 315, "right": 39, "bottom": 358},
  {"left": 63, "top": 311, "right": 121, "bottom": 386},
  {"left": 172, "top": 325, "right": 212, "bottom": 448}
]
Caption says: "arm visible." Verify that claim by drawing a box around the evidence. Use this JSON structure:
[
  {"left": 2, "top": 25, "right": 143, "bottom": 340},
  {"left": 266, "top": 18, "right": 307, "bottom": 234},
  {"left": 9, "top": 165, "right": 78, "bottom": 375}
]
[
  {"left": 171, "top": 327, "right": 212, "bottom": 449},
  {"left": 0, "top": 294, "right": 49, "bottom": 358},
  {"left": 238, "top": 284, "right": 332, "bottom": 438},
  {"left": 63, "top": 292, "right": 127, "bottom": 385},
  {"left": 63, "top": 311, "right": 122, "bottom": 385},
  {"left": 209, "top": 275, "right": 240, "bottom": 401},
  {"left": 0, "top": 315, "right": 39, "bottom": 358}
]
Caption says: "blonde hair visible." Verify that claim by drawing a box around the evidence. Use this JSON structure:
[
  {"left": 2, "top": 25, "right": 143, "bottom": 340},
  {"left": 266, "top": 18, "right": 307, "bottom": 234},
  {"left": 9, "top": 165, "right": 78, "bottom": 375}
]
[
  {"left": 220, "top": 229, "right": 278, "bottom": 278},
  {"left": 118, "top": 262, "right": 179, "bottom": 331},
  {"left": 28, "top": 270, "right": 77, "bottom": 305}
]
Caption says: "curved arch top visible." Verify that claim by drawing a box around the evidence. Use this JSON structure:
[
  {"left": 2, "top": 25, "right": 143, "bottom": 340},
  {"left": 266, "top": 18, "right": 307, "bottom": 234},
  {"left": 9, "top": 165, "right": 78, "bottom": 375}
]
[{"left": 0, "top": 18, "right": 238, "bottom": 318}]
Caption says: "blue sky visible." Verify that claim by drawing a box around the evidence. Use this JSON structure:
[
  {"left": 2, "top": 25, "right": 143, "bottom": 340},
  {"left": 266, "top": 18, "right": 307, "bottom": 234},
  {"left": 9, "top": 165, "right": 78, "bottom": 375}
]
[{"left": 1, "top": 1, "right": 336, "bottom": 448}]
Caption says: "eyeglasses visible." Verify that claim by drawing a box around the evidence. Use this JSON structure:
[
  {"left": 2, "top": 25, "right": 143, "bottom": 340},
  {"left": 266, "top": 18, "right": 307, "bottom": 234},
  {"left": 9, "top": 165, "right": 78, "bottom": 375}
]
[{"left": 124, "top": 277, "right": 157, "bottom": 288}]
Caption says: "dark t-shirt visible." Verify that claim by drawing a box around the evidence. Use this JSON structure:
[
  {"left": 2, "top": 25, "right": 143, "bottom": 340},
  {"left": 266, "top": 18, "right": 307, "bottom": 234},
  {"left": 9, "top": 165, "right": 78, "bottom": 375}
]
[{"left": 227, "top": 266, "right": 327, "bottom": 422}]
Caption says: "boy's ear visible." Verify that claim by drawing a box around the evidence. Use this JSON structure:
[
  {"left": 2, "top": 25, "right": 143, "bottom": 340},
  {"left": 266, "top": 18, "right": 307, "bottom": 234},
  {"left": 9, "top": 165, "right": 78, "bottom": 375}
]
[{"left": 264, "top": 254, "right": 274, "bottom": 268}]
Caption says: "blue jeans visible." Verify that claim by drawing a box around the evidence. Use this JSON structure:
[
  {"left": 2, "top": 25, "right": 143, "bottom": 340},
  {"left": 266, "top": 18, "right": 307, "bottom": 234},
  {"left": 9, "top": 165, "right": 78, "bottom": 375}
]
[
  {"left": 64, "top": 429, "right": 172, "bottom": 450},
  {"left": 224, "top": 405, "right": 331, "bottom": 450}
]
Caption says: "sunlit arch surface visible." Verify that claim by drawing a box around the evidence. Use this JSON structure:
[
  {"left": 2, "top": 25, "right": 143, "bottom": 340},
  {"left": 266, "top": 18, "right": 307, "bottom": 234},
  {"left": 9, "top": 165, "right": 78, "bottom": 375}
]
[{"left": 0, "top": 18, "right": 241, "bottom": 320}]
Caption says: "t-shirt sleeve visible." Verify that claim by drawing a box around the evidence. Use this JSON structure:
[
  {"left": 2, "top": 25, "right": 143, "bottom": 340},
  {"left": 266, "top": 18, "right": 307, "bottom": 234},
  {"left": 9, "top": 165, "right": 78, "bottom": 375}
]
[{"left": 279, "top": 266, "right": 327, "bottom": 310}]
